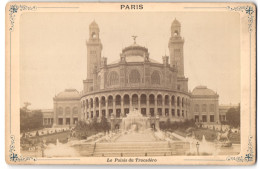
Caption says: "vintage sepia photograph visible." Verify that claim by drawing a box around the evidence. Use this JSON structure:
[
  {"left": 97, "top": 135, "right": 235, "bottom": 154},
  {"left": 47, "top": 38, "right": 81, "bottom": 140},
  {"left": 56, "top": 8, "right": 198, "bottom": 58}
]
[
  {"left": 19, "top": 12, "right": 241, "bottom": 158},
  {"left": 5, "top": 2, "right": 256, "bottom": 165}
]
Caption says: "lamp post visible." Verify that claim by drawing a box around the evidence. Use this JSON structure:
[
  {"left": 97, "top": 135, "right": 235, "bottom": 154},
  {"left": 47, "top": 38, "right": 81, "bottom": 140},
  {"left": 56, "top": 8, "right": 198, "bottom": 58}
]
[{"left": 196, "top": 142, "right": 200, "bottom": 155}]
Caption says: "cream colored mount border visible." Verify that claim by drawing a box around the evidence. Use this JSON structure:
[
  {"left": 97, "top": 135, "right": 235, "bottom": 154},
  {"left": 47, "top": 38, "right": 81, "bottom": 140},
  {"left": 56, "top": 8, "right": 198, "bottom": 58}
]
[{"left": 5, "top": 2, "right": 256, "bottom": 165}]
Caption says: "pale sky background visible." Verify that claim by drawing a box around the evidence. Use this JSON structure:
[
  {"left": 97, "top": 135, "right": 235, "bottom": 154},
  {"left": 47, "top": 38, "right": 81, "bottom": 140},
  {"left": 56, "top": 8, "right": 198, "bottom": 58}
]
[{"left": 20, "top": 12, "right": 240, "bottom": 109}]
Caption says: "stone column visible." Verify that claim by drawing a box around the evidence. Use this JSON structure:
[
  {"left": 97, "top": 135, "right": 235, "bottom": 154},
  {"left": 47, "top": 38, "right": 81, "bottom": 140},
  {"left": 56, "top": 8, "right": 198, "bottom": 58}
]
[
  {"left": 88, "top": 99, "right": 91, "bottom": 119},
  {"left": 93, "top": 100, "right": 96, "bottom": 118},
  {"left": 180, "top": 98, "right": 183, "bottom": 118},
  {"left": 121, "top": 97, "right": 124, "bottom": 117},
  {"left": 175, "top": 96, "right": 177, "bottom": 118},
  {"left": 138, "top": 95, "right": 141, "bottom": 111},
  {"left": 155, "top": 97, "right": 158, "bottom": 116},
  {"left": 146, "top": 96, "right": 150, "bottom": 117},
  {"left": 105, "top": 98, "right": 109, "bottom": 118},
  {"left": 70, "top": 107, "right": 73, "bottom": 126},
  {"left": 98, "top": 98, "right": 101, "bottom": 120},
  {"left": 130, "top": 95, "right": 132, "bottom": 112},
  {"left": 113, "top": 98, "right": 116, "bottom": 117},
  {"left": 169, "top": 97, "right": 172, "bottom": 118},
  {"left": 162, "top": 97, "right": 165, "bottom": 117}
]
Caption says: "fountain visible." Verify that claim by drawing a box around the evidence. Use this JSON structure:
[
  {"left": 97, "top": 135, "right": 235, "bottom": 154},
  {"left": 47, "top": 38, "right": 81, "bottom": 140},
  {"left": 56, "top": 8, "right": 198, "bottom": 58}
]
[
  {"left": 121, "top": 108, "right": 151, "bottom": 132},
  {"left": 44, "top": 138, "right": 79, "bottom": 157}
]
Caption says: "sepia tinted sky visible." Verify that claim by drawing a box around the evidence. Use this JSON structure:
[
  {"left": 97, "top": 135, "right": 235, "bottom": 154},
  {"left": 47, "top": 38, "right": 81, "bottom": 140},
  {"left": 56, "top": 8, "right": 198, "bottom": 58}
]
[{"left": 20, "top": 12, "right": 240, "bottom": 109}]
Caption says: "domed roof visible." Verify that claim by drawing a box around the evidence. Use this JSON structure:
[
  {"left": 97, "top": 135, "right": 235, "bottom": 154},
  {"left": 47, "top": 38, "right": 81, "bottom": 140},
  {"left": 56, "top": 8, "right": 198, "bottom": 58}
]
[
  {"left": 171, "top": 18, "right": 181, "bottom": 27},
  {"left": 89, "top": 20, "right": 99, "bottom": 29},
  {"left": 192, "top": 86, "right": 217, "bottom": 96},
  {"left": 55, "top": 89, "right": 80, "bottom": 99}
]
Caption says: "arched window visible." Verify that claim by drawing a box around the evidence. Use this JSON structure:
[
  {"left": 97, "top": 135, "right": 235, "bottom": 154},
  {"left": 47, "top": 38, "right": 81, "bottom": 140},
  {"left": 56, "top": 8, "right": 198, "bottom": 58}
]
[
  {"left": 132, "top": 94, "right": 138, "bottom": 106},
  {"left": 151, "top": 71, "right": 160, "bottom": 85},
  {"left": 149, "top": 94, "right": 155, "bottom": 105},
  {"left": 73, "top": 107, "right": 78, "bottom": 114},
  {"left": 202, "top": 104, "right": 207, "bottom": 112},
  {"left": 171, "top": 96, "right": 175, "bottom": 106},
  {"left": 65, "top": 107, "right": 70, "bottom": 115},
  {"left": 109, "top": 71, "right": 119, "bottom": 86},
  {"left": 177, "top": 97, "right": 180, "bottom": 107},
  {"left": 101, "top": 96, "right": 106, "bottom": 107},
  {"left": 210, "top": 104, "right": 215, "bottom": 112},
  {"left": 129, "top": 70, "right": 141, "bottom": 83},
  {"left": 108, "top": 96, "right": 113, "bottom": 107},
  {"left": 116, "top": 95, "right": 121, "bottom": 106},
  {"left": 195, "top": 104, "right": 199, "bottom": 112},
  {"left": 95, "top": 97, "right": 99, "bottom": 107},
  {"left": 124, "top": 95, "right": 130, "bottom": 105},
  {"left": 58, "top": 107, "right": 63, "bottom": 115},
  {"left": 141, "top": 94, "right": 146, "bottom": 105},
  {"left": 157, "top": 95, "right": 162, "bottom": 106},
  {"left": 165, "top": 95, "right": 169, "bottom": 106}
]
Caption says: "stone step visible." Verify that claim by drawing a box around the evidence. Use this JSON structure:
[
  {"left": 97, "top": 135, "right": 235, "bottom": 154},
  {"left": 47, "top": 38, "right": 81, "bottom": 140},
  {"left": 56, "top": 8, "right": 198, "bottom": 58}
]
[
  {"left": 95, "top": 145, "right": 169, "bottom": 149},
  {"left": 94, "top": 148, "right": 172, "bottom": 152},
  {"left": 95, "top": 141, "right": 170, "bottom": 147},
  {"left": 93, "top": 151, "right": 176, "bottom": 157}
]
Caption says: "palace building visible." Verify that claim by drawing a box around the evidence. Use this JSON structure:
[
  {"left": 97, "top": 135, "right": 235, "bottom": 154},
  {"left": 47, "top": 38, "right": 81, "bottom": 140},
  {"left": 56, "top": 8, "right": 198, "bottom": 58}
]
[{"left": 52, "top": 19, "right": 220, "bottom": 129}]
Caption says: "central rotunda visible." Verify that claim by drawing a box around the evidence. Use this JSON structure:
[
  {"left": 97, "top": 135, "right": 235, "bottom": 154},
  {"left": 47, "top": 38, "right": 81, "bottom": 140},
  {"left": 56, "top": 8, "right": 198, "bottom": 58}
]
[{"left": 80, "top": 19, "right": 191, "bottom": 130}]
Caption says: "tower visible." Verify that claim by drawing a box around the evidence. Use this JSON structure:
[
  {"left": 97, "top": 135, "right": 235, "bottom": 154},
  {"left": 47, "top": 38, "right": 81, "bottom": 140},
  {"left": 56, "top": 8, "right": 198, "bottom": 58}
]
[
  {"left": 168, "top": 18, "right": 185, "bottom": 77},
  {"left": 86, "top": 20, "right": 103, "bottom": 79}
]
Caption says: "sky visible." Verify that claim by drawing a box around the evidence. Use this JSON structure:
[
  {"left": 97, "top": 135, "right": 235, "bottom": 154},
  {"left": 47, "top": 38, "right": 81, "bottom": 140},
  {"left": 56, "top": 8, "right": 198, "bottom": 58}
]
[{"left": 20, "top": 12, "right": 240, "bottom": 109}]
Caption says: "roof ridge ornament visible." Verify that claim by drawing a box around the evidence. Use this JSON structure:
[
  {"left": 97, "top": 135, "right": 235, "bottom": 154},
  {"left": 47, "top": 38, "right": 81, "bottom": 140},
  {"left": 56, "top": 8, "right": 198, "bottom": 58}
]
[{"left": 132, "top": 35, "right": 138, "bottom": 44}]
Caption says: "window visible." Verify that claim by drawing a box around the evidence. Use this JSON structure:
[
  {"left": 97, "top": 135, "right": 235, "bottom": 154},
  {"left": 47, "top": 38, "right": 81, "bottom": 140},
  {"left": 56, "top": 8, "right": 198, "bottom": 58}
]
[
  {"left": 149, "top": 95, "right": 155, "bottom": 105},
  {"left": 177, "top": 97, "right": 180, "bottom": 107},
  {"left": 102, "top": 110, "right": 106, "bottom": 117},
  {"left": 73, "top": 118, "right": 78, "bottom": 124},
  {"left": 177, "top": 109, "right": 180, "bottom": 117},
  {"left": 210, "top": 115, "right": 215, "bottom": 122},
  {"left": 171, "top": 109, "right": 175, "bottom": 116},
  {"left": 151, "top": 71, "right": 160, "bottom": 85},
  {"left": 202, "top": 115, "right": 207, "bottom": 122},
  {"left": 58, "top": 107, "right": 63, "bottom": 115},
  {"left": 141, "top": 108, "right": 146, "bottom": 116},
  {"left": 73, "top": 107, "right": 78, "bottom": 114},
  {"left": 65, "top": 107, "right": 70, "bottom": 115},
  {"left": 202, "top": 104, "right": 207, "bottom": 112},
  {"left": 116, "top": 109, "right": 121, "bottom": 118},
  {"left": 109, "top": 71, "right": 119, "bottom": 86},
  {"left": 66, "top": 118, "right": 70, "bottom": 125},
  {"left": 165, "top": 96, "right": 169, "bottom": 106},
  {"left": 157, "top": 95, "right": 162, "bottom": 106},
  {"left": 115, "top": 95, "right": 121, "bottom": 106},
  {"left": 141, "top": 94, "right": 146, "bottom": 105},
  {"left": 195, "top": 104, "right": 199, "bottom": 112},
  {"left": 108, "top": 96, "right": 113, "bottom": 107},
  {"left": 129, "top": 70, "right": 141, "bottom": 83},
  {"left": 165, "top": 109, "right": 169, "bottom": 116},
  {"left": 124, "top": 108, "right": 129, "bottom": 116},
  {"left": 195, "top": 115, "right": 199, "bottom": 122},
  {"left": 150, "top": 108, "right": 154, "bottom": 117},
  {"left": 58, "top": 118, "right": 63, "bottom": 125},
  {"left": 158, "top": 108, "right": 162, "bottom": 116},
  {"left": 124, "top": 95, "right": 130, "bottom": 105},
  {"left": 210, "top": 104, "right": 215, "bottom": 112}
]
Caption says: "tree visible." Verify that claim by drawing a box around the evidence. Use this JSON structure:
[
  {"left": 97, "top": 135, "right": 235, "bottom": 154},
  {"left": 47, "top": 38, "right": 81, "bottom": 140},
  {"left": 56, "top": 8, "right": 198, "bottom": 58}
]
[
  {"left": 100, "top": 116, "right": 110, "bottom": 132},
  {"left": 226, "top": 107, "right": 240, "bottom": 128},
  {"left": 20, "top": 108, "right": 43, "bottom": 132}
]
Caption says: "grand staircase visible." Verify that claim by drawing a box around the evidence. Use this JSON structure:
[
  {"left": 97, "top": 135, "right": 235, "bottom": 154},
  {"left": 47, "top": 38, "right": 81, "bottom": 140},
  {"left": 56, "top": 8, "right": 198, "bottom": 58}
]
[{"left": 92, "top": 141, "right": 175, "bottom": 157}]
